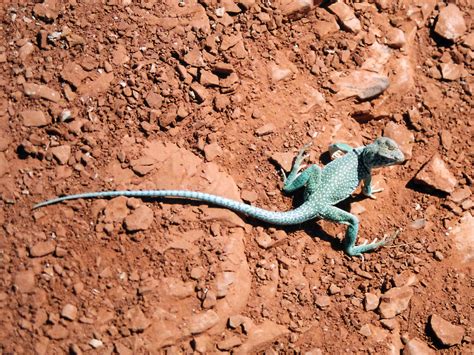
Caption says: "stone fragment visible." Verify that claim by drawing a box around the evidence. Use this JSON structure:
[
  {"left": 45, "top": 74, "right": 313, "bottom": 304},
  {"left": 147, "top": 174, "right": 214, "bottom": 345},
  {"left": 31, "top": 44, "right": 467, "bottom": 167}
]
[
  {"left": 13, "top": 270, "right": 36, "bottom": 293},
  {"left": 217, "top": 335, "right": 242, "bottom": 350},
  {"left": 61, "top": 304, "right": 78, "bottom": 321},
  {"left": 23, "top": 83, "right": 61, "bottom": 102},
  {"left": 18, "top": 42, "right": 35, "bottom": 61},
  {"left": 440, "top": 129, "right": 452, "bottom": 150},
  {"left": 190, "top": 82, "right": 209, "bottom": 103},
  {"left": 385, "top": 27, "right": 406, "bottom": 48},
  {"left": 270, "top": 64, "right": 292, "bottom": 82},
  {"left": 29, "top": 241, "right": 56, "bottom": 257},
  {"left": 403, "top": 337, "right": 435, "bottom": 355},
  {"left": 434, "top": 4, "right": 467, "bottom": 41},
  {"left": 46, "top": 325, "right": 69, "bottom": 340},
  {"left": 124, "top": 205, "right": 154, "bottom": 232},
  {"left": 61, "top": 62, "right": 88, "bottom": 88},
  {"left": 237, "top": 320, "right": 289, "bottom": 353},
  {"left": 383, "top": 121, "right": 414, "bottom": 160},
  {"left": 126, "top": 306, "right": 151, "bottom": 332},
  {"left": 359, "top": 324, "right": 388, "bottom": 342},
  {"left": 215, "top": 271, "right": 235, "bottom": 298},
  {"left": 183, "top": 48, "right": 205, "bottom": 67},
  {"left": 20, "top": 110, "right": 50, "bottom": 127},
  {"left": 255, "top": 123, "right": 276, "bottom": 136},
  {"left": 450, "top": 187, "right": 471, "bottom": 203},
  {"left": 364, "top": 292, "right": 380, "bottom": 311},
  {"left": 452, "top": 212, "right": 474, "bottom": 263},
  {"left": 439, "top": 63, "right": 464, "bottom": 81},
  {"left": 50, "top": 145, "right": 71, "bottom": 165},
  {"left": 463, "top": 33, "right": 474, "bottom": 50},
  {"left": 0, "top": 153, "right": 8, "bottom": 178},
  {"left": 213, "top": 62, "right": 234, "bottom": 75},
  {"left": 77, "top": 72, "right": 114, "bottom": 97},
  {"left": 333, "top": 71, "right": 389, "bottom": 100},
  {"left": 241, "top": 189, "right": 258, "bottom": 203},
  {"left": 314, "top": 18, "right": 340, "bottom": 38},
  {"left": 188, "top": 310, "right": 220, "bottom": 334},
  {"left": 103, "top": 196, "right": 129, "bottom": 223},
  {"left": 33, "top": 0, "right": 59, "bottom": 21},
  {"left": 202, "top": 290, "right": 217, "bottom": 309},
  {"left": 270, "top": 151, "right": 294, "bottom": 172},
  {"left": 277, "top": 0, "right": 315, "bottom": 17},
  {"left": 378, "top": 286, "right": 413, "bottom": 319},
  {"left": 112, "top": 44, "right": 129, "bottom": 66},
  {"left": 314, "top": 295, "right": 331, "bottom": 309},
  {"left": 203, "top": 142, "right": 222, "bottom": 162},
  {"left": 328, "top": 1, "right": 361, "bottom": 33},
  {"left": 164, "top": 277, "right": 195, "bottom": 299},
  {"left": 200, "top": 70, "right": 219, "bottom": 86},
  {"left": 412, "top": 154, "right": 457, "bottom": 194},
  {"left": 89, "top": 339, "right": 103, "bottom": 349}
]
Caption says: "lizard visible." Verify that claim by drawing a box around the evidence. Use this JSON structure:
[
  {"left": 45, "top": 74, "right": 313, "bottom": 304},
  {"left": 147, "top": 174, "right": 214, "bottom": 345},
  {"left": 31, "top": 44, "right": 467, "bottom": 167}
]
[{"left": 33, "top": 137, "right": 405, "bottom": 256}]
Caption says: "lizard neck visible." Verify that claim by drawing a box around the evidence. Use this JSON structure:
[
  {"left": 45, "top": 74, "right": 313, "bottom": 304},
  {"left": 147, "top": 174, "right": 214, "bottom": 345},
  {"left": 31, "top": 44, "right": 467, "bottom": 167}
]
[{"left": 357, "top": 146, "right": 374, "bottom": 175}]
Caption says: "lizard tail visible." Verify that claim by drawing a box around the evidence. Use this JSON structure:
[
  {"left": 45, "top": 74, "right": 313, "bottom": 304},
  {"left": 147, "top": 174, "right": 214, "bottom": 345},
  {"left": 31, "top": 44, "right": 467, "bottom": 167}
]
[{"left": 33, "top": 190, "right": 316, "bottom": 226}]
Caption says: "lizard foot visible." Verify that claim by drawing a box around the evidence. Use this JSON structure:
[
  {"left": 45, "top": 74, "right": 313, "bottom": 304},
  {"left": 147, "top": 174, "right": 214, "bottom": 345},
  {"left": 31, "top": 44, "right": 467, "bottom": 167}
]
[
  {"left": 363, "top": 186, "right": 384, "bottom": 200},
  {"left": 347, "top": 229, "right": 401, "bottom": 256}
]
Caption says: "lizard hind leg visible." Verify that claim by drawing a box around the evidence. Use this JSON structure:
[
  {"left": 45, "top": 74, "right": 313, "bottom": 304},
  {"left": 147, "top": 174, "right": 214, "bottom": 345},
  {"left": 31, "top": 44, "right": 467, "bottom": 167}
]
[{"left": 319, "top": 206, "right": 386, "bottom": 256}]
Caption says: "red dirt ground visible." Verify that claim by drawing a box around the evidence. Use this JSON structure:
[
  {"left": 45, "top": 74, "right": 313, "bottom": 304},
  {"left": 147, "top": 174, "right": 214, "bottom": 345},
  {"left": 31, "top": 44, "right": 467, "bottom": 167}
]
[{"left": 0, "top": 0, "right": 472, "bottom": 353}]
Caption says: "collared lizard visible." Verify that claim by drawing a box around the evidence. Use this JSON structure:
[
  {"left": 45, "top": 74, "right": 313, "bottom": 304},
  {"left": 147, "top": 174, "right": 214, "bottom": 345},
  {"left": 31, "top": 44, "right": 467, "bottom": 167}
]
[{"left": 33, "top": 137, "right": 405, "bottom": 256}]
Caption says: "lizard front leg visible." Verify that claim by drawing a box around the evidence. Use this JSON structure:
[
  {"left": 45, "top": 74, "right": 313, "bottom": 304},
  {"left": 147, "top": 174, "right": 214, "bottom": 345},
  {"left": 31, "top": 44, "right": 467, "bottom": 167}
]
[
  {"left": 319, "top": 205, "right": 386, "bottom": 256},
  {"left": 282, "top": 142, "right": 321, "bottom": 194},
  {"left": 362, "top": 175, "right": 383, "bottom": 200}
]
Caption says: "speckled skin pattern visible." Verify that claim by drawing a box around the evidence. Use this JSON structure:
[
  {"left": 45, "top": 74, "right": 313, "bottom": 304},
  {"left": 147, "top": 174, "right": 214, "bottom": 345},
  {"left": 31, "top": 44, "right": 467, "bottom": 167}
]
[{"left": 34, "top": 137, "right": 404, "bottom": 256}]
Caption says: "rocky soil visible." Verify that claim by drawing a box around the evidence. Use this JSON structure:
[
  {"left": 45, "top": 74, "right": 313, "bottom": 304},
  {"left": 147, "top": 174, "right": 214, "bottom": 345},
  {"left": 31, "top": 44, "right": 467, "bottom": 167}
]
[{"left": 0, "top": 0, "right": 472, "bottom": 353}]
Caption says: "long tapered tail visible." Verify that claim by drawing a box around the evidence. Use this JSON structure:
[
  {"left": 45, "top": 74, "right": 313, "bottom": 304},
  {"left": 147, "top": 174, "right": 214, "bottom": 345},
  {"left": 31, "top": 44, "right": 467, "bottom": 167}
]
[{"left": 33, "top": 190, "right": 316, "bottom": 225}]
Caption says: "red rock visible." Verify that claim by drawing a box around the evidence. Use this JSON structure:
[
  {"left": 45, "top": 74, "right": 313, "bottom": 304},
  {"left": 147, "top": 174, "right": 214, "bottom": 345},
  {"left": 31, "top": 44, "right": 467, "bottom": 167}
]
[
  {"left": 434, "top": 4, "right": 467, "bottom": 41},
  {"left": 46, "top": 325, "right": 69, "bottom": 340},
  {"left": 0, "top": 153, "right": 8, "bottom": 177},
  {"left": 385, "top": 27, "right": 406, "bottom": 48},
  {"left": 20, "top": 110, "right": 50, "bottom": 127},
  {"left": 217, "top": 335, "right": 242, "bottom": 350},
  {"left": 238, "top": 319, "right": 289, "bottom": 353},
  {"left": 13, "top": 270, "right": 36, "bottom": 293},
  {"left": 183, "top": 48, "right": 205, "bottom": 67},
  {"left": 125, "top": 306, "right": 151, "bottom": 332},
  {"left": 190, "top": 82, "right": 209, "bottom": 103},
  {"left": 18, "top": 42, "right": 35, "bottom": 61},
  {"left": 413, "top": 154, "right": 457, "bottom": 193},
  {"left": 403, "top": 337, "right": 435, "bottom": 355},
  {"left": 200, "top": 70, "right": 219, "bottom": 86},
  {"left": 430, "top": 314, "right": 465, "bottom": 346},
  {"left": 23, "top": 83, "right": 61, "bottom": 102},
  {"left": 103, "top": 196, "right": 129, "bottom": 223},
  {"left": 33, "top": 0, "right": 60, "bottom": 21},
  {"left": 203, "top": 142, "right": 222, "bottom": 161},
  {"left": 328, "top": 2, "right": 361, "bottom": 33},
  {"left": 124, "top": 205, "right": 154, "bottom": 232},
  {"left": 77, "top": 72, "right": 114, "bottom": 97},
  {"left": 112, "top": 44, "right": 129, "bottom": 66},
  {"left": 314, "top": 19, "right": 340, "bottom": 38},
  {"left": 255, "top": 123, "right": 276, "bottom": 136},
  {"left": 333, "top": 70, "right": 389, "bottom": 100},
  {"left": 440, "top": 63, "right": 465, "bottom": 81},
  {"left": 29, "top": 241, "right": 56, "bottom": 257},
  {"left": 378, "top": 286, "right": 413, "bottom": 319},
  {"left": 145, "top": 92, "right": 163, "bottom": 109},
  {"left": 364, "top": 292, "right": 380, "bottom": 311},
  {"left": 61, "top": 62, "right": 88, "bottom": 88},
  {"left": 61, "top": 304, "right": 78, "bottom": 321},
  {"left": 452, "top": 212, "right": 474, "bottom": 263},
  {"left": 50, "top": 145, "right": 71, "bottom": 165},
  {"left": 188, "top": 310, "right": 220, "bottom": 334}
]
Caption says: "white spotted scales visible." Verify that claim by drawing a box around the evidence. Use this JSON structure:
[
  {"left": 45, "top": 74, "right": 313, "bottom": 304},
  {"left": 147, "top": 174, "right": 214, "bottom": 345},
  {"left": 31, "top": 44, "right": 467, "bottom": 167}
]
[{"left": 34, "top": 137, "right": 404, "bottom": 256}]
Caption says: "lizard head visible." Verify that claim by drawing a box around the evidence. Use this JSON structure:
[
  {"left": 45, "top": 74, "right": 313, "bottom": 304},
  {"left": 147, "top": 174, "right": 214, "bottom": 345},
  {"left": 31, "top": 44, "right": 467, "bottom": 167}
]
[{"left": 364, "top": 137, "right": 405, "bottom": 168}]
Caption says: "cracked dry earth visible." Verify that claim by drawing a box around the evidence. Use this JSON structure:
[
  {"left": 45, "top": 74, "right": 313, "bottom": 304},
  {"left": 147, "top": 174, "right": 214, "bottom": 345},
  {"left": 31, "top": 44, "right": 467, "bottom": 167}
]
[{"left": 0, "top": 0, "right": 473, "bottom": 354}]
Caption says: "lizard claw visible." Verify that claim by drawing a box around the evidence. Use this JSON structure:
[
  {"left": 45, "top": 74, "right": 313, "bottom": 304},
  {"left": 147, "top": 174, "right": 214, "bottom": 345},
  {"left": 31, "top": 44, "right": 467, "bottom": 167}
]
[{"left": 280, "top": 168, "right": 288, "bottom": 183}]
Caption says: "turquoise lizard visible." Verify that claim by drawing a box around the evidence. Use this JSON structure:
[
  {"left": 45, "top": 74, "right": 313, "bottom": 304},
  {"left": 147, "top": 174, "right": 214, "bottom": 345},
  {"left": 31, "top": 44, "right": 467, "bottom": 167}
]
[{"left": 33, "top": 137, "right": 404, "bottom": 256}]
